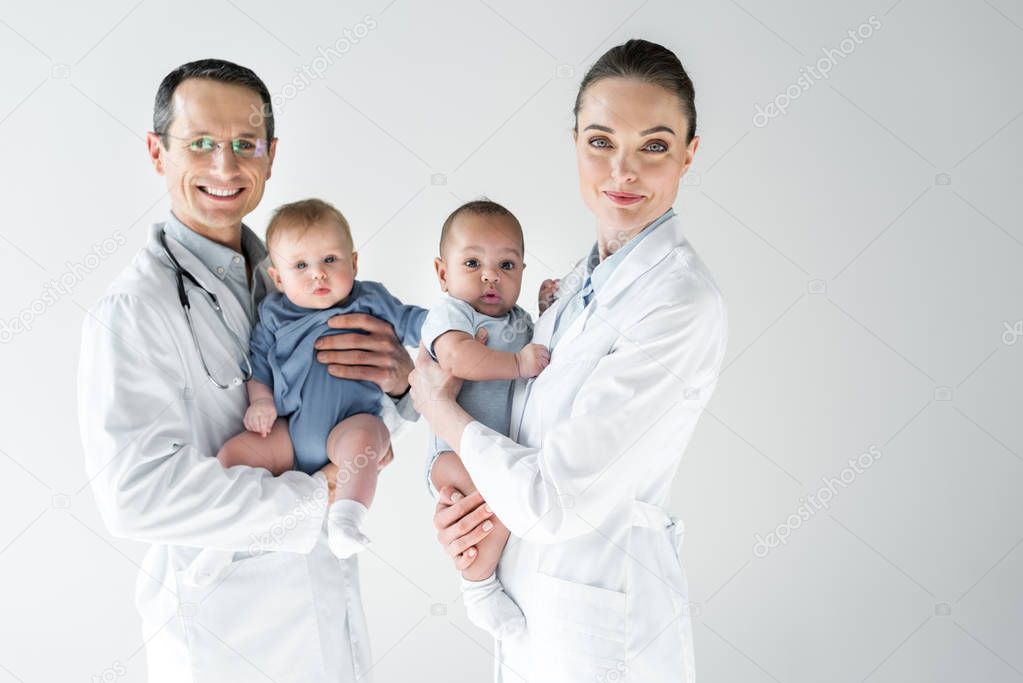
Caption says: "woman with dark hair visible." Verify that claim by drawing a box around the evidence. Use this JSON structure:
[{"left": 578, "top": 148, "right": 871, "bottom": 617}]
[{"left": 411, "top": 39, "right": 727, "bottom": 682}]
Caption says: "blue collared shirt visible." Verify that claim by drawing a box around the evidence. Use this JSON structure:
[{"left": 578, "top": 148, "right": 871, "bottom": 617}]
[
  {"left": 163, "top": 211, "right": 267, "bottom": 319},
  {"left": 550, "top": 208, "right": 675, "bottom": 348}
]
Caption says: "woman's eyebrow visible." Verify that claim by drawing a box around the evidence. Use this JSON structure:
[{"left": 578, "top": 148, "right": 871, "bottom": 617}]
[{"left": 582, "top": 123, "right": 676, "bottom": 136}]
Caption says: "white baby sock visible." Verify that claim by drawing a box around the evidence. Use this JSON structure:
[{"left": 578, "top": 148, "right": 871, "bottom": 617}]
[
  {"left": 460, "top": 573, "right": 526, "bottom": 640},
  {"left": 327, "top": 499, "right": 372, "bottom": 559}
]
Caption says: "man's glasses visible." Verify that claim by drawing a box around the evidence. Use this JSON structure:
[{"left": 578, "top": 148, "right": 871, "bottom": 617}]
[{"left": 162, "top": 133, "right": 269, "bottom": 159}]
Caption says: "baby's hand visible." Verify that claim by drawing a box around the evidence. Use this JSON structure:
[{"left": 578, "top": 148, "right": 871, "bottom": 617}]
[
  {"left": 538, "top": 278, "right": 559, "bottom": 314},
  {"left": 244, "top": 398, "right": 277, "bottom": 437},
  {"left": 515, "top": 343, "right": 551, "bottom": 378}
]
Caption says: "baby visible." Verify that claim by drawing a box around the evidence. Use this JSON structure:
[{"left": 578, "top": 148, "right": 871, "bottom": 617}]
[
  {"left": 422, "top": 200, "right": 551, "bottom": 638},
  {"left": 217, "top": 198, "right": 427, "bottom": 558}
]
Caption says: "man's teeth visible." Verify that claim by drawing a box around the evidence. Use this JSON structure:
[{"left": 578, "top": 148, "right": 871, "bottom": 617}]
[{"left": 201, "top": 186, "right": 242, "bottom": 197}]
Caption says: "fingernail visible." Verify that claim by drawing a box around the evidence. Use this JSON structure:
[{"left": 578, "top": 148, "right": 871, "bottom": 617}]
[
  {"left": 484, "top": 505, "right": 492, "bottom": 513},
  {"left": 451, "top": 492, "right": 463, "bottom": 502},
  {"left": 468, "top": 548, "right": 476, "bottom": 557},
  {"left": 482, "top": 521, "right": 493, "bottom": 531}
]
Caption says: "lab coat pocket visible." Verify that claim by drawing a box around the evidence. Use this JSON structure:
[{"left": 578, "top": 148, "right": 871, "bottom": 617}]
[
  {"left": 175, "top": 550, "right": 326, "bottom": 683},
  {"left": 531, "top": 573, "right": 627, "bottom": 682}
]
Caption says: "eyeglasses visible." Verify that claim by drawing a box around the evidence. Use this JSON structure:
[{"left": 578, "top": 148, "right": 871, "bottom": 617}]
[{"left": 162, "top": 133, "right": 269, "bottom": 159}]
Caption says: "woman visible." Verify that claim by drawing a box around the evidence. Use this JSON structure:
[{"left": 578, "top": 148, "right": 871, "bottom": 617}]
[{"left": 410, "top": 39, "right": 727, "bottom": 682}]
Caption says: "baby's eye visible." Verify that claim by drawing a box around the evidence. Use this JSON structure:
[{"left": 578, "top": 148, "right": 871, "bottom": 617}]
[
  {"left": 643, "top": 140, "right": 668, "bottom": 153},
  {"left": 324, "top": 255, "right": 337, "bottom": 264},
  {"left": 295, "top": 261, "right": 307, "bottom": 270},
  {"left": 500, "top": 261, "right": 516, "bottom": 270},
  {"left": 588, "top": 137, "right": 611, "bottom": 149},
  {"left": 463, "top": 259, "right": 479, "bottom": 268}
]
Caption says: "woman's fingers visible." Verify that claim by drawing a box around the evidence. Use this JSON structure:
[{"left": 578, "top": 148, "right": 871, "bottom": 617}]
[
  {"left": 454, "top": 548, "right": 478, "bottom": 571},
  {"left": 433, "top": 490, "right": 488, "bottom": 530},
  {"left": 438, "top": 502, "right": 494, "bottom": 545},
  {"left": 445, "top": 519, "right": 494, "bottom": 557}
]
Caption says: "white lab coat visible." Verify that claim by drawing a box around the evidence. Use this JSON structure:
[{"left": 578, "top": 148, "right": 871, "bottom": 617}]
[
  {"left": 458, "top": 213, "right": 727, "bottom": 683},
  {"left": 77, "top": 222, "right": 414, "bottom": 683}
]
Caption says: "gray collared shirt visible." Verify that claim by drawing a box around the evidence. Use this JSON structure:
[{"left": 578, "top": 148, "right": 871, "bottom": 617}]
[{"left": 163, "top": 211, "right": 268, "bottom": 320}]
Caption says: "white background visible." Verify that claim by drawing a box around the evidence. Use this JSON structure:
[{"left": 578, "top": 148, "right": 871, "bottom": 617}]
[{"left": 1, "top": 0, "right": 1022, "bottom": 681}]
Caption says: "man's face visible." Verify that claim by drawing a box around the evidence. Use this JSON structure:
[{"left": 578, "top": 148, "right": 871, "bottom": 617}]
[{"left": 146, "top": 79, "right": 277, "bottom": 238}]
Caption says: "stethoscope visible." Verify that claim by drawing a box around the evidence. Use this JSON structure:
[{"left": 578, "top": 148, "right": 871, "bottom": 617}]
[{"left": 158, "top": 229, "right": 253, "bottom": 389}]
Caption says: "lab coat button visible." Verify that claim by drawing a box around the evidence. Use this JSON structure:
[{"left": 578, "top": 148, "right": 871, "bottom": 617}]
[{"left": 216, "top": 266, "right": 225, "bottom": 274}]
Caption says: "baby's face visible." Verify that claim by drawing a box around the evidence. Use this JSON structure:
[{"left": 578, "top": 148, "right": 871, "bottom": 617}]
[
  {"left": 268, "top": 219, "right": 357, "bottom": 309},
  {"left": 436, "top": 213, "right": 525, "bottom": 317}
]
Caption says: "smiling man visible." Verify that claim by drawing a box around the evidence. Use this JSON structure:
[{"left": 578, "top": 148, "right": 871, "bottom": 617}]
[{"left": 77, "top": 59, "right": 416, "bottom": 682}]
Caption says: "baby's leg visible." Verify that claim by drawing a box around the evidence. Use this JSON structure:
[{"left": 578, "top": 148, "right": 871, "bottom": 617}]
[
  {"left": 327, "top": 413, "right": 390, "bottom": 506},
  {"left": 216, "top": 418, "right": 295, "bottom": 475},
  {"left": 325, "top": 414, "right": 390, "bottom": 559},
  {"left": 432, "top": 451, "right": 524, "bottom": 639},
  {"left": 431, "top": 451, "right": 510, "bottom": 582}
]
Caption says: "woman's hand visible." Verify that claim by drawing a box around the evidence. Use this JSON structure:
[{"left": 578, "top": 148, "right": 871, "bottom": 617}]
[
  {"left": 315, "top": 313, "right": 414, "bottom": 397},
  {"left": 408, "top": 343, "right": 463, "bottom": 420},
  {"left": 433, "top": 486, "right": 496, "bottom": 571}
]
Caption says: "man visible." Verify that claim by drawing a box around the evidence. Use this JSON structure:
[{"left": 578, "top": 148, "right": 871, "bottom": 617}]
[{"left": 77, "top": 59, "right": 416, "bottom": 682}]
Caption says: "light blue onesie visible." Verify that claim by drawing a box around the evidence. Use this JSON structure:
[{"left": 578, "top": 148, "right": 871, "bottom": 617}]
[
  {"left": 420, "top": 292, "right": 534, "bottom": 492},
  {"left": 250, "top": 280, "right": 428, "bottom": 474}
]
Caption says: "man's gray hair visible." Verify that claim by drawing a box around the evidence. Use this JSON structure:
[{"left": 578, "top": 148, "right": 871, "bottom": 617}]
[{"left": 153, "top": 58, "right": 274, "bottom": 144}]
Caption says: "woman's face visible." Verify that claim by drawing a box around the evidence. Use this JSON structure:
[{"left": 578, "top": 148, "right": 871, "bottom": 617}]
[{"left": 574, "top": 77, "right": 699, "bottom": 232}]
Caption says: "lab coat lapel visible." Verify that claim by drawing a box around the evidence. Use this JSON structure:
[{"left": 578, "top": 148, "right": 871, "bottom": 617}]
[
  {"left": 596, "top": 213, "right": 686, "bottom": 307},
  {"left": 548, "top": 215, "right": 686, "bottom": 352},
  {"left": 509, "top": 255, "right": 587, "bottom": 440},
  {"left": 149, "top": 223, "right": 253, "bottom": 341}
]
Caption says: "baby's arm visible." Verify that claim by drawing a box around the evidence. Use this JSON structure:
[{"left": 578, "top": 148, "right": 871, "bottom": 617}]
[
  {"left": 433, "top": 330, "right": 549, "bottom": 381},
  {"left": 243, "top": 379, "right": 277, "bottom": 437}
]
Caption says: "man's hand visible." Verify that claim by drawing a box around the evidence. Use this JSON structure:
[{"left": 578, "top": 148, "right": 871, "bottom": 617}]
[
  {"left": 315, "top": 312, "right": 414, "bottom": 397},
  {"left": 320, "top": 461, "right": 339, "bottom": 504}
]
